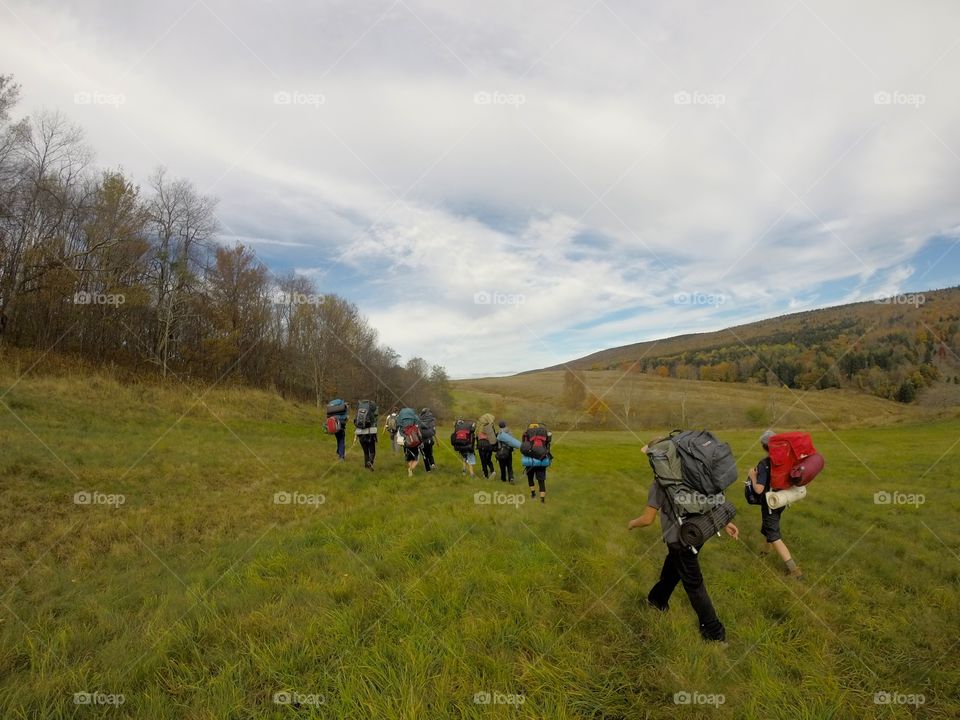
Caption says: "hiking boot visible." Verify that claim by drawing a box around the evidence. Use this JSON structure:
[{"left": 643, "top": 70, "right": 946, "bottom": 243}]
[
  {"left": 530, "top": 489, "right": 536, "bottom": 499},
  {"left": 788, "top": 566, "right": 804, "bottom": 580},
  {"left": 407, "top": 468, "right": 413, "bottom": 478},
  {"left": 540, "top": 496, "right": 545, "bottom": 503}
]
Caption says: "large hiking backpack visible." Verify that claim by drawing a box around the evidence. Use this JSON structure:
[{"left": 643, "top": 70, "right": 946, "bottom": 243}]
[
  {"left": 397, "top": 407, "right": 419, "bottom": 429},
  {"left": 325, "top": 398, "right": 347, "bottom": 417},
  {"left": 647, "top": 430, "right": 738, "bottom": 518},
  {"left": 419, "top": 409, "right": 437, "bottom": 440},
  {"left": 355, "top": 400, "right": 378, "bottom": 429},
  {"left": 451, "top": 420, "right": 475, "bottom": 451},
  {"left": 768, "top": 432, "right": 824, "bottom": 490},
  {"left": 385, "top": 413, "right": 398, "bottom": 434},
  {"left": 476, "top": 413, "right": 497, "bottom": 445},
  {"left": 402, "top": 423, "right": 422, "bottom": 449},
  {"left": 521, "top": 423, "right": 551, "bottom": 460}
]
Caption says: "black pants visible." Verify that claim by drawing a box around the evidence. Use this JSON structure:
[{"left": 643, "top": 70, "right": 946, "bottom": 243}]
[
  {"left": 358, "top": 434, "right": 376, "bottom": 467},
  {"left": 335, "top": 429, "right": 346, "bottom": 459},
  {"left": 422, "top": 439, "right": 436, "bottom": 471},
  {"left": 647, "top": 542, "right": 725, "bottom": 641},
  {"left": 497, "top": 454, "right": 514, "bottom": 482},
  {"left": 526, "top": 466, "right": 546, "bottom": 493},
  {"left": 478, "top": 442, "right": 496, "bottom": 478}
]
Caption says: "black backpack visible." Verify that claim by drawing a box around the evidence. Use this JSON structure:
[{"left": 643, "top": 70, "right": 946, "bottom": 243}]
[
  {"left": 520, "top": 423, "right": 550, "bottom": 459},
  {"left": 451, "top": 420, "right": 474, "bottom": 450},
  {"left": 419, "top": 409, "right": 437, "bottom": 440},
  {"left": 355, "top": 400, "right": 378, "bottom": 429},
  {"left": 647, "top": 429, "right": 738, "bottom": 520}
]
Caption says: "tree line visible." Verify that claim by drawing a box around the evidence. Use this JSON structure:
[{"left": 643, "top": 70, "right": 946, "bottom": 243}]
[{"left": 0, "top": 75, "right": 451, "bottom": 413}]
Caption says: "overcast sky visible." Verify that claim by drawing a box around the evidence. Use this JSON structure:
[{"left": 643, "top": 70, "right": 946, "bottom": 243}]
[{"left": 4, "top": 0, "right": 959, "bottom": 377}]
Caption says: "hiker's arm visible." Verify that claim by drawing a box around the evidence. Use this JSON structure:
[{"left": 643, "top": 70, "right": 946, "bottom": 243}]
[
  {"left": 749, "top": 466, "right": 765, "bottom": 494},
  {"left": 628, "top": 505, "right": 658, "bottom": 530},
  {"left": 724, "top": 522, "right": 739, "bottom": 540}
]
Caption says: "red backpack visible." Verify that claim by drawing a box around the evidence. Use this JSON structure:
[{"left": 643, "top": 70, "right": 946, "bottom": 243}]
[
  {"left": 324, "top": 416, "right": 341, "bottom": 434},
  {"left": 768, "top": 432, "right": 824, "bottom": 490},
  {"left": 402, "top": 423, "right": 422, "bottom": 449}
]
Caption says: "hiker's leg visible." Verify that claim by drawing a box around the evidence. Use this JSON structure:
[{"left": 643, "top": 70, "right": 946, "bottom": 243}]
[
  {"left": 537, "top": 468, "right": 546, "bottom": 499},
  {"left": 647, "top": 551, "right": 681, "bottom": 610},
  {"left": 336, "top": 430, "right": 346, "bottom": 459},
  {"left": 673, "top": 544, "right": 725, "bottom": 641}
]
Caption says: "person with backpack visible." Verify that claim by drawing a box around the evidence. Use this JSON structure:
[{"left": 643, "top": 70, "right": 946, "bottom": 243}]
[
  {"left": 419, "top": 407, "right": 438, "bottom": 472},
  {"left": 475, "top": 413, "right": 499, "bottom": 479},
  {"left": 747, "top": 430, "right": 804, "bottom": 580},
  {"left": 450, "top": 418, "right": 477, "bottom": 477},
  {"left": 628, "top": 433, "right": 740, "bottom": 643},
  {"left": 325, "top": 398, "right": 349, "bottom": 461},
  {"left": 396, "top": 407, "right": 423, "bottom": 477},
  {"left": 384, "top": 410, "right": 399, "bottom": 453},
  {"left": 354, "top": 399, "right": 379, "bottom": 470},
  {"left": 519, "top": 422, "right": 552, "bottom": 502},
  {"left": 495, "top": 420, "right": 515, "bottom": 483}
]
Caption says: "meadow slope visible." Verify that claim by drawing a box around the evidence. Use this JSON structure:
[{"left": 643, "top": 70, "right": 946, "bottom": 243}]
[{"left": 1, "top": 370, "right": 958, "bottom": 719}]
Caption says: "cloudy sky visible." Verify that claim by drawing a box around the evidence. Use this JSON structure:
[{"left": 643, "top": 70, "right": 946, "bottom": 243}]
[{"left": 3, "top": 0, "right": 959, "bottom": 377}]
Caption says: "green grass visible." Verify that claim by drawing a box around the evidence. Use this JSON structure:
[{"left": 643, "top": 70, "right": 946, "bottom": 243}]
[{"left": 1, "top": 370, "right": 958, "bottom": 718}]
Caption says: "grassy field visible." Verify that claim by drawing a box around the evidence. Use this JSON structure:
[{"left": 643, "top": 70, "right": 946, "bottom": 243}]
[
  {"left": 1, "top": 369, "right": 959, "bottom": 718},
  {"left": 452, "top": 370, "right": 933, "bottom": 431}
]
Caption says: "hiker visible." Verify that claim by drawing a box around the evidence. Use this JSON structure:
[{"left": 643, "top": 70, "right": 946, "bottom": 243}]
[
  {"left": 502, "top": 422, "right": 552, "bottom": 502},
  {"left": 628, "top": 436, "right": 739, "bottom": 643},
  {"left": 419, "top": 407, "right": 438, "bottom": 472},
  {"left": 450, "top": 418, "right": 477, "bottom": 477},
  {"left": 495, "top": 420, "right": 515, "bottom": 483},
  {"left": 747, "top": 430, "right": 804, "bottom": 580},
  {"left": 384, "top": 410, "right": 399, "bottom": 453},
  {"left": 354, "top": 399, "right": 379, "bottom": 470},
  {"left": 396, "top": 407, "right": 423, "bottom": 477},
  {"left": 476, "top": 412, "right": 499, "bottom": 479},
  {"left": 325, "top": 398, "right": 349, "bottom": 461}
]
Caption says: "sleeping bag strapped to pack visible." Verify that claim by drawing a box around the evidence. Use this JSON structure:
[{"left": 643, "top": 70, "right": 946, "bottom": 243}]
[
  {"left": 521, "top": 423, "right": 551, "bottom": 460},
  {"left": 355, "top": 400, "right": 378, "bottom": 429},
  {"left": 396, "top": 408, "right": 422, "bottom": 449},
  {"left": 768, "top": 432, "right": 824, "bottom": 490},
  {"left": 646, "top": 430, "right": 738, "bottom": 536},
  {"left": 418, "top": 408, "right": 437, "bottom": 440},
  {"left": 324, "top": 398, "right": 347, "bottom": 433},
  {"left": 679, "top": 500, "right": 738, "bottom": 547},
  {"left": 326, "top": 398, "right": 347, "bottom": 417},
  {"left": 476, "top": 413, "right": 498, "bottom": 448},
  {"left": 451, "top": 419, "right": 475, "bottom": 451}
]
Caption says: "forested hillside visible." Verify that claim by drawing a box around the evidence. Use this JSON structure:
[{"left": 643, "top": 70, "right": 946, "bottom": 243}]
[{"left": 544, "top": 287, "right": 960, "bottom": 403}]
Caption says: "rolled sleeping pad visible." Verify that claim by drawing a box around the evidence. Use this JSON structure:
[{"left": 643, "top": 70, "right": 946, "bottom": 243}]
[
  {"left": 766, "top": 485, "right": 807, "bottom": 509},
  {"left": 678, "top": 500, "right": 737, "bottom": 548}
]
